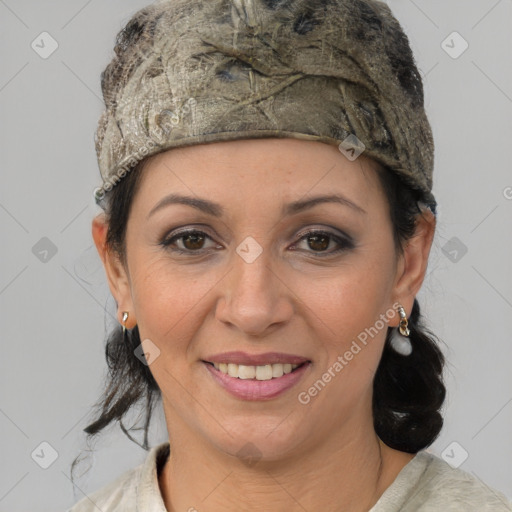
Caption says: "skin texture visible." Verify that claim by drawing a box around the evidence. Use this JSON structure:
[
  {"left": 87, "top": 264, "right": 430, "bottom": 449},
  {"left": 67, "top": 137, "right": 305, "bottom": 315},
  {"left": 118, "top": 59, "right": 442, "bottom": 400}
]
[{"left": 92, "top": 138, "right": 436, "bottom": 512}]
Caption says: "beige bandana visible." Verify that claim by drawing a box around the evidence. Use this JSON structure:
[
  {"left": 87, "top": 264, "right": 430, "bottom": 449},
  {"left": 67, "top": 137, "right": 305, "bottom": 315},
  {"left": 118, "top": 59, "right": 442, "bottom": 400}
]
[{"left": 93, "top": 0, "right": 435, "bottom": 211}]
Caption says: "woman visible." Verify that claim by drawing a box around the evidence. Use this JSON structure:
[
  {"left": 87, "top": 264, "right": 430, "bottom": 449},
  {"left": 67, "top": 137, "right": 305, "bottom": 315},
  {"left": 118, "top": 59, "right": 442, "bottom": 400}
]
[{"left": 69, "top": 0, "right": 512, "bottom": 510}]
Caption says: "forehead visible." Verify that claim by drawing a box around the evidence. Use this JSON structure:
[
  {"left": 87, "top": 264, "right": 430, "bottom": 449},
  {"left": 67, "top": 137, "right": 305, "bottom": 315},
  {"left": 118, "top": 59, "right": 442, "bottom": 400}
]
[{"left": 133, "top": 138, "right": 384, "bottom": 214}]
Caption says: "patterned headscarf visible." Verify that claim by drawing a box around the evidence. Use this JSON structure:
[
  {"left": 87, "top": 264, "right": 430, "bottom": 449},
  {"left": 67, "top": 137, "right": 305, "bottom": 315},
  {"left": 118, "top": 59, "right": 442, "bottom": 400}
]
[{"left": 93, "top": 0, "right": 436, "bottom": 211}]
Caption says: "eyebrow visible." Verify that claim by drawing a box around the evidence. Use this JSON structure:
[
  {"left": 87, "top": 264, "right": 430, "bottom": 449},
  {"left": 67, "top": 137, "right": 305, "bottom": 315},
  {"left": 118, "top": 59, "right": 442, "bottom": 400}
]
[{"left": 147, "top": 193, "right": 367, "bottom": 220}]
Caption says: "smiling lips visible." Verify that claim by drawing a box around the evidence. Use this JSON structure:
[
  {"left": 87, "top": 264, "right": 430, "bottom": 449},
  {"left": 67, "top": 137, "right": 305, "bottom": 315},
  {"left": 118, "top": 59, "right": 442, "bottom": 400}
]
[
  {"left": 212, "top": 362, "right": 300, "bottom": 380},
  {"left": 203, "top": 351, "right": 310, "bottom": 400}
]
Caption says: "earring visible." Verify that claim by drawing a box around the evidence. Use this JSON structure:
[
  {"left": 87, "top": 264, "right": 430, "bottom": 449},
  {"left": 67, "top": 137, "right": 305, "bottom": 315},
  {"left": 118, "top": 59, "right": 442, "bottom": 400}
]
[
  {"left": 389, "top": 304, "right": 412, "bottom": 356},
  {"left": 121, "top": 311, "right": 129, "bottom": 335}
]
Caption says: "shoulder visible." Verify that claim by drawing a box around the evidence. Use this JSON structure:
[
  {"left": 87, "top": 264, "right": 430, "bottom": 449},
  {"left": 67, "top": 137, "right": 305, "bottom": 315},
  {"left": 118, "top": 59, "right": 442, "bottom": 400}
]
[
  {"left": 410, "top": 452, "right": 512, "bottom": 511},
  {"left": 374, "top": 450, "right": 512, "bottom": 512},
  {"left": 66, "top": 465, "right": 140, "bottom": 512},
  {"left": 66, "top": 442, "right": 170, "bottom": 512}
]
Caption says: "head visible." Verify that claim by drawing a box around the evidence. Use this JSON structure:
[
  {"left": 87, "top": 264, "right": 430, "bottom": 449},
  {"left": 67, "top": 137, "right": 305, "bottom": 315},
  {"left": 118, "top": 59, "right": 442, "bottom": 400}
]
[{"left": 84, "top": 0, "right": 445, "bottom": 461}]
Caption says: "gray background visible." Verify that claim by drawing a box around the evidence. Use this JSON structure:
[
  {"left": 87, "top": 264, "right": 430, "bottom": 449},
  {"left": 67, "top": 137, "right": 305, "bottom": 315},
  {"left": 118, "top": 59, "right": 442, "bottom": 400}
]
[{"left": 1, "top": 1, "right": 511, "bottom": 510}]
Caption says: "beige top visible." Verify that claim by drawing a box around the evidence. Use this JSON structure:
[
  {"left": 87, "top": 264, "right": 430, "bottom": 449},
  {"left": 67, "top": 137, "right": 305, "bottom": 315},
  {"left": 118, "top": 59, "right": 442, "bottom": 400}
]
[{"left": 68, "top": 442, "right": 512, "bottom": 511}]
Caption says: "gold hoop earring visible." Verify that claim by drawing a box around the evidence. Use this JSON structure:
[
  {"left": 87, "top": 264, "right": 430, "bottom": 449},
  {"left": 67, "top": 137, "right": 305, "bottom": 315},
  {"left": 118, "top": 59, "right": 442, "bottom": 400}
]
[
  {"left": 121, "top": 311, "right": 129, "bottom": 334},
  {"left": 398, "top": 305, "right": 410, "bottom": 336},
  {"left": 389, "top": 304, "right": 412, "bottom": 356}
]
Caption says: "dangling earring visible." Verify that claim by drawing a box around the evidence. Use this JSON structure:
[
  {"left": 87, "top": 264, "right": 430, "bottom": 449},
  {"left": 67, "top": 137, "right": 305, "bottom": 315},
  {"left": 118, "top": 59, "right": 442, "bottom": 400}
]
[
  {"left": 121, "top": 311, "right": 129, "bottom": 338},
  {"left": 389, "top": 304, "right": 412, "bottom": 356}
]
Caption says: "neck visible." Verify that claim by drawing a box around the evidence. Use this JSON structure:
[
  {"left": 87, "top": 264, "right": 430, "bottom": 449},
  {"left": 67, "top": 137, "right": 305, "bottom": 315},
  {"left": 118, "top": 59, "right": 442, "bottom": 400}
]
[{"left": 158, "top": 417, "right": 414, "bottom": 512}]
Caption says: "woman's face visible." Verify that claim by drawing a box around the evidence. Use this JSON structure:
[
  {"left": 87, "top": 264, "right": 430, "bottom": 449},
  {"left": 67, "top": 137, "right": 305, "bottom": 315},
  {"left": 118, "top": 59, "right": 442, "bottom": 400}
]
[{"left": 96, "top": 138, "right": 432, "bottom": 461}]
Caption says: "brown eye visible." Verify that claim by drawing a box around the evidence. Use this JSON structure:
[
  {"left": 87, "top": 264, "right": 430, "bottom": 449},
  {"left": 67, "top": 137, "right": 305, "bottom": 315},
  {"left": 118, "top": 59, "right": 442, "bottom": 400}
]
[
  {"left": 293, "top": 229, "right": 354, "bottom": 256},
  {"left": 181, "top": 232, "right": 206, "bottom": 250},
  {"left": 161, "top": 229, "right": 219, "bottom": 254},
  {"left": 306, "top": 233, "right": 330, "bottom": 252}
]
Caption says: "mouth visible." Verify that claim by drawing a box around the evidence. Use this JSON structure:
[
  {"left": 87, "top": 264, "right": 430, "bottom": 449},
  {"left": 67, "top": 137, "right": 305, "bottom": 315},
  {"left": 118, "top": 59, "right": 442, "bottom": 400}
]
[
  {"left": 202, "top": 361, "right": 307, "bottom": 380},
  {"left": 202, "top": 358, "right": 311, "bottom": 401}
]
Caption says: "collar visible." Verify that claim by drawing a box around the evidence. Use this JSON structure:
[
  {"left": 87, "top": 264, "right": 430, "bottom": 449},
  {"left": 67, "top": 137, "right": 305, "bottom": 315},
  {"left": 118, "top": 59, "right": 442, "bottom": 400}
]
[{"left": 136, "top": 441, "right": 170, "bottom": 512}]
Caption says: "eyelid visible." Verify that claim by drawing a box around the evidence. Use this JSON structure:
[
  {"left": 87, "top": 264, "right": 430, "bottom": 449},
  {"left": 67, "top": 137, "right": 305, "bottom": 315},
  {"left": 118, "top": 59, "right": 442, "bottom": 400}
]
[
  {"left": 294, "top": 225, "right": 354, "bottom": 244},
  {"left": 161, "top": 224, "right": 221, "bottom": 243}
]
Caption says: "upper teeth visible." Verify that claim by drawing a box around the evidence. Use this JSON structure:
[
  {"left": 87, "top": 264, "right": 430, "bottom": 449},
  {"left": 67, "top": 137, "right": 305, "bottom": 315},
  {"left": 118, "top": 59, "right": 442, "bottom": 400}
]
[{"left": 212, "top": 362, "right": 300, "bottom": 380}]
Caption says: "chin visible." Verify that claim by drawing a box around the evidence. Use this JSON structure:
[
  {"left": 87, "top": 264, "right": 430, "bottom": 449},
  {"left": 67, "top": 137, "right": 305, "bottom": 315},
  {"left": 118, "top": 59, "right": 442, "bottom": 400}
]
[{"left": 205, "top": 416, "right": 308, "bottom": 465}]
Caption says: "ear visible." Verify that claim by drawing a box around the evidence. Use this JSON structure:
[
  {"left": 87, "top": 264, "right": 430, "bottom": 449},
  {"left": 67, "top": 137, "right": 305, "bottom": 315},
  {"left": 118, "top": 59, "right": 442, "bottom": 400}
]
[
  {"left": 390, "top": 208, "right": 436, "bottom": 322},
  {"left": 92, "top": 213, "right": 136, "bottom": 328}
]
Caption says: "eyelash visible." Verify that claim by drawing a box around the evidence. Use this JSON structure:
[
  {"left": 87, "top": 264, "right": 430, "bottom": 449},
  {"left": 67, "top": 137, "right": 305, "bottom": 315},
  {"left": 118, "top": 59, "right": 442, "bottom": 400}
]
[{"left": 160, "top": 228, "right": 354, "bottom": 257}]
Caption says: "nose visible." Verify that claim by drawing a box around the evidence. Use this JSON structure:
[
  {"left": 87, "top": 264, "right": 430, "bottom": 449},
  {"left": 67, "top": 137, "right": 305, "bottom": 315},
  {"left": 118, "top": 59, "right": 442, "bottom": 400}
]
[{"left": 215, "top": 243, "right": 294, "bottom": 337}]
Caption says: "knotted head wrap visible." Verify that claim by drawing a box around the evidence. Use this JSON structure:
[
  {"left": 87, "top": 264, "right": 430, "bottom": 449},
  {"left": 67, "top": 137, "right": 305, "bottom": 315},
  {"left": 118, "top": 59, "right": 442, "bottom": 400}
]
[{"left": 94, "top": 0, "right": 436, "bottom": 211}]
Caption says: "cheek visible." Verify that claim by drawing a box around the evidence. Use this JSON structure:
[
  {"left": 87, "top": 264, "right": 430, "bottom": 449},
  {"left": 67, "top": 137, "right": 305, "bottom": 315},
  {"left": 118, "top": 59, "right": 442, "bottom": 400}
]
[
  {"left": 128, "top": 257, "right": 213, "bottom": 351},
  {"left": 292, "top": 254, "right": 395, "bottom": 394},
  {"left": 293, "top": 278, "right": 392, "bottom": 417},
  {"left": 297, "top": 261, "right": 393, "bottom": 343}
]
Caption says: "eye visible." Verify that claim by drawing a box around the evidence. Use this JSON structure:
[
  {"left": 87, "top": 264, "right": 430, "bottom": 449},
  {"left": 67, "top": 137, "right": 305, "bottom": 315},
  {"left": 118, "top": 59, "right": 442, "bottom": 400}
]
[
  {"left": 292, "top": 229, "right": 354, "bottom": 256},
  {"left": 160, "top": 229, "right": 220, "bottom": 254},
  {"left": 160, "top": 227, "right": 354, "bottom": 257}
]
